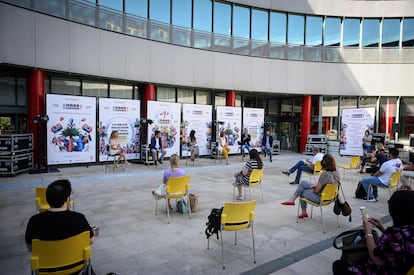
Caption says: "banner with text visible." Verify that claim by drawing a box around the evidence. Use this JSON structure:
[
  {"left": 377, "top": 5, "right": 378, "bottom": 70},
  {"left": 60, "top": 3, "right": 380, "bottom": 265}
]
[
  {"left": 216, "top": 106, "right": 242, "bottom": 154},
  {"left": 340, "top": 107, "right": 375, "bottom": 156},
  {"left": 243, "top": 107, "right": 265, "bottom": 151},
  {"left": 98, "top": 98, "right": 140, "bottom": 161},
  {"left": 47, "top": 94, "right": 96, "bottom": 165},
  {"left": 147, "top": 101, "right": 181, "bottom": 158},
  {"left": 182, "top": 103, "right": 213, "bottom": 156}
]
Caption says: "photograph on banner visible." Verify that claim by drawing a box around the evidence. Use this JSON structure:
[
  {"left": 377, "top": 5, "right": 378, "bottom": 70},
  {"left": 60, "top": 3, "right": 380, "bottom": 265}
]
[
  {"left": 98, "top": 98, "right": 140, "bottom": 162},
  {"left": 46, "top": 94, "right": 96, "bottom": 165},
  {"left": 242, "top": 107, "right": 265, "bottom": 151},
  {"left": 147, "top": 101, "right": 181, "bottom": 157},
  {"left": 182, "top": 103, "right": 212, "bottom": 156},
  {"left": 340, "top": 107, "right": 375, "bottom": 156},
  {"left": 216, "top": 106, "right": 242, "bottom": 154}
]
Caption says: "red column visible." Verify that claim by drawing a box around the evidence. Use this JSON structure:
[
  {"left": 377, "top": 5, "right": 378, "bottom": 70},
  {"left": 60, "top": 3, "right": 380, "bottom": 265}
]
[
  {"left": 28, "top": 70, "right": 45, "bottom": 167},
  {"left": 226, "top": 90, "right": 236, "bottom": 107},
  {"left": 143, "top": 84, "right": 156, "bottom": 118},
  {"left": 300, "top": 95, "right": 312, "bottom": 153},
  {"left": 388, "top": 101, "right": 395, "bottom": 140}
]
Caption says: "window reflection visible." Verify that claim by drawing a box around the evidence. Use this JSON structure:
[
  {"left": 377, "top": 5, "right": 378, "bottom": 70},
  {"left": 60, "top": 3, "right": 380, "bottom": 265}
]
[
  {"left": 214, "top": 1, "right": 231, "bottom": 35},
  {"left": 252, "top": 9, "right": 268, "bottom": 41},
  {"left": 362, "top": 19, "right": 379, "bottom": 47},
  {"left": 109, "top": 84, "right": 133, "bottom": 99},
  {"left": 343, "top": 18, "right": 360, "bottom": 47},
  {"left": 382, "top": 19, "right": 400, "bottom": 47},
  {"left": 172, "top": 0, "right": 191, "bottom": 28},
  {"left": 324, "top": 17, "right": 341, "bottom": 46},
  {"left": 233, "top": 5, "right": 250, "bottom": 38},
  {"left": 403, "top": 18, "right": 414, "bottom": 47},
  {"left": 194, "top": 0, "right": 212, "bottom": 32},
  {"left": 305, "top": 15, "right": 322, "bottom": 46},
  {"left": 51, "top": 79, "right": 81, "bottom": 96},
  {"left": 288, "top": 14, "right": 304, "bottom": 45},
  {"left": 157, "top": 86, "right": 176, "bottom": 102},
  {"left": 150, "top": 0, "right": 170, "bottom": 23},
  {"left": 83, "top": 82, "right": 108, "bottom": 98},
  {"left": 125, "top": 0, "right": 147, "bottom": 17},
  {"left": 177, "top": 89, "right": 194, "bottom": 103},
  {"left": 100, "top": 0, "right": 122, "bottom": 11},
  {"left": 195, "top": 90, "right": 211, "bottom": 105},
  {"left": 270, "top": 12, "right": 286, "bottom": 44}
]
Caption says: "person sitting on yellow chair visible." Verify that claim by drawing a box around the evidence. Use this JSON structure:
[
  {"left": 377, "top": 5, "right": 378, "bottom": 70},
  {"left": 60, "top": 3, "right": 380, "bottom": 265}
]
[{"left": 25, "top": 179, "right": 96, "bottom": 252}]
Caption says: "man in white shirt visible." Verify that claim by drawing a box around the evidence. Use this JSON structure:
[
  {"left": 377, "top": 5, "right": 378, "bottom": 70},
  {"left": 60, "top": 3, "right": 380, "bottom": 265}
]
[
  {"left": 282, "top": 146, "right": 324, "bottom": 184},
  {"left": 360, "top": 147, "right": 403, "bottom": 201}
]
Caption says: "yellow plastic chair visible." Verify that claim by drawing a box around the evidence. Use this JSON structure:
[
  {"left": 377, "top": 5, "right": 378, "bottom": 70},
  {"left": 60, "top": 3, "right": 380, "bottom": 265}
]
[
  {"left": 367, "top": 171, "right": 401, "bottom": 201},
  {"left": 303, "top": 161, "right": 323, "bottom": 183},
  {"left": 31, "top": 231, "right": 91, "bottom": 275},
  {"left": 154, "top": 175, "right": 191, "bottom": 224},
  {"left": 296, "top": 183, "right": 340, "bottom": 233},
  {"left": 341, "top": 156, "right": 360, "bottom": 181},
  {"left": 407, "top": 265, "right": 414, "bottom": 275},
  {"left": 233, "top": 169, "right": 265, "bottom": 203},
  {"left": 35, "top": 187, "right": 74, "bottom": 213},
  {"left": 207, "top": 200, "right": 257, "bottom": 269}
]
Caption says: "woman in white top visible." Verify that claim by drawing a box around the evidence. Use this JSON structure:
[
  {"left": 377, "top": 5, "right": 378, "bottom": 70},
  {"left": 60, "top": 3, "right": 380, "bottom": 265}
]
[
  {"left": 219, "top": 131, "right": 231, "bottom": 165},
  {"left": 109, "top": 130, "right": 129, "bottom": 165}
]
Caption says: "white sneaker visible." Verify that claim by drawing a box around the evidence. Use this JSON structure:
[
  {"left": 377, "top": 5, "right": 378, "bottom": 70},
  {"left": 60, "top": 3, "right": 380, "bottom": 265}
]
[{"left": 367, "top": 198, "right": 377, "bottom": 202}]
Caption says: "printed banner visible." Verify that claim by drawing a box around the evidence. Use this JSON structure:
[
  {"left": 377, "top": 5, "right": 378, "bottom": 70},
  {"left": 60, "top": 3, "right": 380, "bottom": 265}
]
[
  {"left": 98, "top": 98, "right": 140, "bottom": 161},
  {"left": 182, "top": 104, "right": 213, "bottom": 156},
  {"left": 47, "top": 94, "right": 96, "bottom": 165},
  {"left": 243, "top": 107, "right": 265, "bottom": 151},
  {"left": 340, "top": 107, "right": 375, "bottom": 156},
  {"left": 216, "top": 106, "right": 242, "bottom": 154},
  {"left": 147, "top": 101, "right": 181, "bottom": 158}
]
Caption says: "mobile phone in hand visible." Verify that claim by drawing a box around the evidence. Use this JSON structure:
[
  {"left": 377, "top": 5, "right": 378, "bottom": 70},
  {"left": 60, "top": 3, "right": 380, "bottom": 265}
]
[{"left": 360, "top": 206, "right": 369, "bottom": 219}]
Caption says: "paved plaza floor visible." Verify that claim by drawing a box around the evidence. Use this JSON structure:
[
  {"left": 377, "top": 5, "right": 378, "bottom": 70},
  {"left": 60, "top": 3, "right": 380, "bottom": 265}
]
[{"left": 0, "top": 152, "right": 392, "bottom": 275}]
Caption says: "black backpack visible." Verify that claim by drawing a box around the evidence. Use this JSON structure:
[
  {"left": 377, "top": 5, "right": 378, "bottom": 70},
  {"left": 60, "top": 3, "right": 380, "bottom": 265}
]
[
  {"left": 205, "top": 207, "right": 223, "bottom": 239},
  {"left": 355, "top": 181, "right": 367, "bottom": 199}
]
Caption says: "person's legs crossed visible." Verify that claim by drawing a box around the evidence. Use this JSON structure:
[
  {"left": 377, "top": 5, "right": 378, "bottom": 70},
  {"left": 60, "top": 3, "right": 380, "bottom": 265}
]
[{"left": 295, "top": 164, "right": 313, "bottom": 184}]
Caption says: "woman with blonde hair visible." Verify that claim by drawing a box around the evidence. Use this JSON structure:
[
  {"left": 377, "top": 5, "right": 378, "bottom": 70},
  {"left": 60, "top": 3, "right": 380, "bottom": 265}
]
[
  {"left": 219, "top": 131, "right": 231, "bottom": 165},
  {"left": 109, "top": 130, "right": 129, "bottom": 166}
]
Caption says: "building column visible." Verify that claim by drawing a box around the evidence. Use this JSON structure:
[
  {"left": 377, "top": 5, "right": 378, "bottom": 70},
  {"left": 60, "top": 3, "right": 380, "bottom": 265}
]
[
  {"left": 300, "top": 95, "right": 312, "bottom": 153},
  {"left": 226, "top": 90, "right": 236, "bottom": 107},
  {"left": 28, "top": 70, "right": 45, "bottom": 168},
  {"left": 143, "top": 84, "right": 156, "bottom": 118}
]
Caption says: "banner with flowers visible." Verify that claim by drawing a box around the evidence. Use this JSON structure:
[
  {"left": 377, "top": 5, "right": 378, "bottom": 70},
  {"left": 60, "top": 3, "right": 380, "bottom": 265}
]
[{"left": 216, "top": 106, "right": 242, "bottom": 154}]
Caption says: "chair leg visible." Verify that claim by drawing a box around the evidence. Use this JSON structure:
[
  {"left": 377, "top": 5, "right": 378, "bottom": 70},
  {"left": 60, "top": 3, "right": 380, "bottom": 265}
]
[
  {"left": 251, "top": 222, "right": 256, "bottom": 264},
  {"left": 259, "top": 184, "right": 265, "bottom": 203},
  {"left": 320, "top": 206, "right": 326, "bottom": 234},
  {"left": 155, "top": 199, "right": 158, "bottom": 216},
  {"left": 220, "top": 230, "right": 225, "bottom": 269},
  {"left": 166, "top": 200, "right": 170, "bottom": 224}
]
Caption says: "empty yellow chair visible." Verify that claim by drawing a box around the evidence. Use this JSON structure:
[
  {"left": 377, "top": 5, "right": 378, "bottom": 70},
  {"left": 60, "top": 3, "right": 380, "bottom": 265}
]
[
  {"left": 31, "top": 231, "right": 91, "bottom": 275},
  {"left": 297, "top": 183, "right": 340, "bottom": 233},
  {"left": 154, "top": 175, "right": 191, "bottom": 224},
  {"left": 341, "top": 156, "right": 360, "bottom": 181},
  {"left": 36, "top": 187, "right": 74, "bottom": 213},
  {"left": 207, "top": 200, "right": 257, "bottom": 269}
]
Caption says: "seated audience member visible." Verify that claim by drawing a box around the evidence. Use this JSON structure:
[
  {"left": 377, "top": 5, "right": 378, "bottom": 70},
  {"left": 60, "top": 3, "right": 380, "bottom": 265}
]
[
  {"left": 359, "top": 142, "right": 387, "bottom": 173},
  {"left": 280, "top": 154, "right": 339, "bottom": 219},
  {"left": 332, "top": 190, "right": 414, "bottom": 275},
  {"left": 282, "top": 146, "right": 324, "bottom": 185},
  {"left": 360, "top": 147, "right": 403, "bottom": 202},
  {"left": 152, "top": 154, "right": 186, "bottom": 209},
  {"left": 25, "top": 179, "right": 95, "bottom": 252},
  {"left": 233, "top": 149, "right": 263, "bottom": 200},
  {"left": 150, "top": 130, "right": 166, "bottom": 164}
]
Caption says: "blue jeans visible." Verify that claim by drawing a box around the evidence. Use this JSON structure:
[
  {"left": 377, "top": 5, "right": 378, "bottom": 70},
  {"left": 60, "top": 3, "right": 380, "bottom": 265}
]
[
  {"left": 289, "top": 160, "right": 313, "bottom": 184},
  {"left": 361, "top": 176, "right": 387, "bottom": 199},
  {"left": 241, "top": 144, "right": 251, "bottom": 157},
  {"left": 261, "top": 145, "right": 273, "bottom": 161},
  {"left": 294, "top": 180, "right": 320, "bottom": 209}
]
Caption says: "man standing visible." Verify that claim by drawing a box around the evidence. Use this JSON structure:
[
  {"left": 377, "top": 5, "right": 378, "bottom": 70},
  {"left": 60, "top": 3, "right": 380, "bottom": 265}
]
[
  {"left": 282, "top": 146, "right": 324, "bottom": 184},
  {"left": 261, "top": 130, "right": 274, "bottom": 162},
  {"left": 150, "top": 130, "right": 166, "bottom": 164},
  {"left": 240, "top": 128, "right": 251, "bottom": 158},
  {"left": 360, "top": 147, "right": 403, "bottom": 201}
]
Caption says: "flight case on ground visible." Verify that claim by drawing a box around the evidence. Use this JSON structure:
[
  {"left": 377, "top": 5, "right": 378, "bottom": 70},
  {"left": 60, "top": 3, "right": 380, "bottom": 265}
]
[
  {"left": 0, "top": 152, "right": 33, "bottom": 175},
  {"left": 0, "top": 134, "right": 33, "bottom": 154}
]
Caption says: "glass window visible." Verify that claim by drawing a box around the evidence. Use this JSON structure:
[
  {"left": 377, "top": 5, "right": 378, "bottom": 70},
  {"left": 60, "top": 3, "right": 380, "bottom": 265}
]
[
  {"left": 82, "top": 81, "right": 108, "bottom": 97},
  {"left": 125, "top": 0, "right": 148, "bottom": 17},
  {"left": 172, "top": 0, "right": 191, "bottom": 28},
  {"left": 100, "top": 0, "right": 123, "bottom": 11},
  {"left": 268, "top": 99, "right": 280, "bottom": 115},
  {"left": 70, "top": 0, "right": 96, "bottom": 26},
  {"left": 322, "top": 96, "right": 339, "bottom": 138},
  {"left": 403, "top": 18, "right": 414, "bottom": 47},
  {"left": 382, "top": 18, "right": 400, "bottom": 47},
  {"left": 99, "top": 7, "right": 123, "bottom": 32},
  {"left": 233, "top": 5, "right": 250, "bottom": 38},
  {"left": 149, "top": 0, "right": 170, "bottom": 23},
  {"left": 36, "top": 0, "right": 66, "bottom": 18},
  {"left": 362, "top": 19, "right": 379, "bottom": 47},
  {"left": 109, "top": 84, "right": 133, "bottom": 99},
  {"left": 399, "top": 97, "right": 414, "bottom": 138},
  {"left": 51, "top": 78, "right": 81, "bottom": 95},
  {"left": 288, "top": 14, "right": 304, "bottom": 45},
  {"left": 177, "top": 88, "right": 194, "bottom": 103},
  {"left": 324, "top": 17, "right": 341, "bottom": 46},
  {"left": 252, "top": 8, "right": 268, "bottom": 41},
  {"left": 16, "top": 78, "right": 27, "bottom": 106},
  {"left": 194, "top": 0, "right": 212, "bottom": 32},
  {"left": 0, "top": 77, "right": 15, "bottom": 106},
  {"left": 157, "top": 86, "right": 176, "bottom": 102},
  {"left": 306, "top": 15, "right": 322, "bottom": 46},
  {"left": 343, "top": 18, "right": 360, "bottom": 47},
  {"left": 359, "top": 96, "right": 377, "bottom": 108},
  {"left": 270, "top": 12, "right": 286, "bottom": 44},
  {"left": 195, "top": 90, "right": 211, "bottom": 105},
  {"left": 214, "top": 93, "right": 225, "bottom": 106},
  {"left": 214, "top": 1, "right": 231, "bottom": 35}
]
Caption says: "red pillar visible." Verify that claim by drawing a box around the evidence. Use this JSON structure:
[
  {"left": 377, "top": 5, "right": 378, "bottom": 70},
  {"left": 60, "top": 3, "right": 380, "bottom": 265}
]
[
  {"left": 28, "top": 70, "right": 45, "bottom": 167},
  {"left": 143, "top": 84, "right": 156, "bottom": 118},
  {"left": 226, "top": 90, "right": 236, "bottom": 107},
  {"left": 388, "top": 102, "right": 395, "bottom": 140},
  {"left": 300, "top": 95, "right": 312, "bottom": 153}
]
